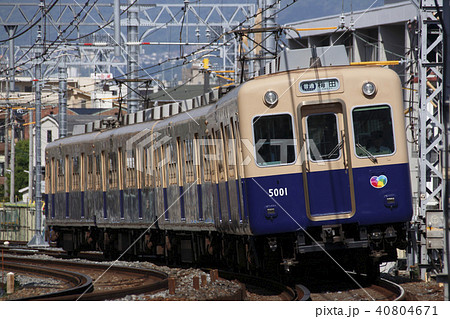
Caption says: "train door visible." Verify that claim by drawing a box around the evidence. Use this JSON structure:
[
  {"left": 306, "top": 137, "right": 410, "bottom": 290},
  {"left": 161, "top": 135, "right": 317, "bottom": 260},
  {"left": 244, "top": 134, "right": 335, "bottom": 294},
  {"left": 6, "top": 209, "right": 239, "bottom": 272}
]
[{"left": 298, "top": 102, "right": 356, "bottom": 221}]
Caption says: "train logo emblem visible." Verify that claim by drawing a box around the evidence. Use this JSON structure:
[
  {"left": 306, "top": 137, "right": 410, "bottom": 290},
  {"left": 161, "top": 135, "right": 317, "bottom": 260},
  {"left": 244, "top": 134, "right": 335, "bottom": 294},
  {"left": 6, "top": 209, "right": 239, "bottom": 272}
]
[{"left": 370, "top": 175, "right": 387, "bottom": 188}]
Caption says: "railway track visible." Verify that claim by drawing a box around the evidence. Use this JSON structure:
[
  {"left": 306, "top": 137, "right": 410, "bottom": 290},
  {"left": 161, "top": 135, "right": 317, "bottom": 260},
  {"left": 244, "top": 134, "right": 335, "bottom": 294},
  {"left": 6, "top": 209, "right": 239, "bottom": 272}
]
[
  {"left": 2, "top": 245, "right": 305, "bottom": 301},
  {"left": 214, "top": 269, "right": 309, "bottom": 301},
  {"left": 1, "top": 261, "right": 93, "bottom": 300},
  {"left": 2, "top": 256, "right": 168, "bottom": 301},
  {"left": 308, "top": 272, "right": 406, "bottom": 301}
]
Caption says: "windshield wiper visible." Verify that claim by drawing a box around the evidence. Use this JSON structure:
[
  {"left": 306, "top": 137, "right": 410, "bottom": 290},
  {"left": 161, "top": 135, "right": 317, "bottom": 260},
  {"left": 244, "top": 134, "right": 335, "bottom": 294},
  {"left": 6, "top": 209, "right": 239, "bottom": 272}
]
[
  {"left": 324, "top": 140, "right": 344, "bottom": 159},
  {"left": 356, "top": 143, "right": 378, "bottom": 164}
]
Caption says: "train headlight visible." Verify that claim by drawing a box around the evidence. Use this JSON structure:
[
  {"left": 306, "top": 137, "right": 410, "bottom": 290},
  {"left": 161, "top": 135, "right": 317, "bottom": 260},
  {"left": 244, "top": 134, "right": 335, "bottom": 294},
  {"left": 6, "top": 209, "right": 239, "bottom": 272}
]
[
  {"left": 264, "top": 90, "right": 278, "bottom": 107},
  {"left": 362, "top": 81, "right": 377, "bottom": 97}
]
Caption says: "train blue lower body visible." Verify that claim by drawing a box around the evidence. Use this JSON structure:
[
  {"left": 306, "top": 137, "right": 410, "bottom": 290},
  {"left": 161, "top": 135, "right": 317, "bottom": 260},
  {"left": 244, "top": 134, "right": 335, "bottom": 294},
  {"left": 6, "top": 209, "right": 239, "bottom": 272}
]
[{"left": 245, "top": 162, "right": 412, "bottom": 235}]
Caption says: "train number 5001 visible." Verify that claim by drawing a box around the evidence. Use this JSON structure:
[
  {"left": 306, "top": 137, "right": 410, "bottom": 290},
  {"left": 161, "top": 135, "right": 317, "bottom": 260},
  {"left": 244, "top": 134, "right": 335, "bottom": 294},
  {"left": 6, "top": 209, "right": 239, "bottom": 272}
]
[{"left": 268, "top": 188, "right": 288, "bottom": 197}]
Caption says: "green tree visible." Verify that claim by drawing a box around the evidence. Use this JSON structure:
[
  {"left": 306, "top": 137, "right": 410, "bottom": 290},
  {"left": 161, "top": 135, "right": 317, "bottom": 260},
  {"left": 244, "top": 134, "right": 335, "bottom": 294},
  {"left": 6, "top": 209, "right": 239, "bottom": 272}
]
[{"left": 6, "top": 139, "right": 29, "bottom": 201}]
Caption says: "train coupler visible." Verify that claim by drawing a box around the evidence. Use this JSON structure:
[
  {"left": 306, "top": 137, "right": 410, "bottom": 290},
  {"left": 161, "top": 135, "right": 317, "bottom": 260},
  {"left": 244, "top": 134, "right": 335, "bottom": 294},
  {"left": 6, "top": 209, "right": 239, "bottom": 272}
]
[{"left": 280, "top": 258, "right": 298, "bottom": 272}]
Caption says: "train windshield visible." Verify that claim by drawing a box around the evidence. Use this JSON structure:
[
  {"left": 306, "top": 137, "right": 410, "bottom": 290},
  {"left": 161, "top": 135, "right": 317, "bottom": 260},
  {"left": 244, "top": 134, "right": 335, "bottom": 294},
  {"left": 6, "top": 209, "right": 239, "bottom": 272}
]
[
  {"left": 306, "top": 113, "right": 341, "bottom": 161},
  {"left": 352, "top": 105, "right": 395, "bottom": 157},
  {"left": 253, "top": 114, "right": 296, "bottom": 166}
]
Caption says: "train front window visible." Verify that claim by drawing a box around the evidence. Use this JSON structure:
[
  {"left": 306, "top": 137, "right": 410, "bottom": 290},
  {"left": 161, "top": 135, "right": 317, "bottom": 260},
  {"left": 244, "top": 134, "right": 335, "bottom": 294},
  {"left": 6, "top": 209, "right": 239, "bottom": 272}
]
[
  {"left": 253, "top": 114, "right": 296, "bottom": 166},
  {"left": 306, "top": 113, "right": 340, "bottom": 161},
  {"left": 352, "top": 105, "right": 395, "bottom": 157}
]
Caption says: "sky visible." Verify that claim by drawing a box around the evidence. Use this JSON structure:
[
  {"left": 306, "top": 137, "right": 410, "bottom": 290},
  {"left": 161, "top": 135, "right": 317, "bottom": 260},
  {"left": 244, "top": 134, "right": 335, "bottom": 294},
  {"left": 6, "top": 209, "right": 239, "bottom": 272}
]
[{"left": 0, "top": 0, "right": 387, "bottom": 79}]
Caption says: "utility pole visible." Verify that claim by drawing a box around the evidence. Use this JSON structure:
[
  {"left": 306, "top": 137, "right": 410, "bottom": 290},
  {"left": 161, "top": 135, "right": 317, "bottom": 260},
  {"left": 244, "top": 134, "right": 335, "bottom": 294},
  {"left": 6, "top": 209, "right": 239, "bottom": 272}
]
[
  {"left": 28, "top": 108, "right": 33, "bottom": 205},
  {"left": 127, "top": 0, "right": 139, "bottom": 113},
  {"left": 263, "top": 0, "right": 277, "bottom": 61},
  {"left": 4, "top": 25, "right": 17, "bottom": 203},
  {"left": 441, "top": 0, "right": 450, "bottom": 302},
  {"left": 58, "top": 51, "right": 67, "bottom": 139},
  {"left": 28, "top": 0, "right": 47, "bottom": 247},
  {"left": 114, "top": 0, "right": 121, "bottom": 57}
]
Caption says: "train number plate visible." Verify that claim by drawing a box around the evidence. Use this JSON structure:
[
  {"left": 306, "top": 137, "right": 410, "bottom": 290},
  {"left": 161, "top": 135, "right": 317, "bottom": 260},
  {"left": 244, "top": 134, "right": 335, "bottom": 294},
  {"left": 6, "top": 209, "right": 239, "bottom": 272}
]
[{"left": 299, "top": 78, "right": 340, "bottom": 94}]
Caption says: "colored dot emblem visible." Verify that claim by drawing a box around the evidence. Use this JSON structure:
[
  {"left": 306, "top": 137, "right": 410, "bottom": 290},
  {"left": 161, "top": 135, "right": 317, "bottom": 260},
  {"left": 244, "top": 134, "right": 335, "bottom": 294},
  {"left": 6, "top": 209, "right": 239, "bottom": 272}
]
[{"left": 370, "top": 175, "right": 387, "bottom": 188}]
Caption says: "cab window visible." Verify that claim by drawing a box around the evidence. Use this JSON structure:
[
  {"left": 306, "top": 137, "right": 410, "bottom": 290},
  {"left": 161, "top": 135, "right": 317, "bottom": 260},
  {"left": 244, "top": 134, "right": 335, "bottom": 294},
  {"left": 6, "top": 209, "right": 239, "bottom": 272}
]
[
  {"left": 352, "top": 105, "right": 395, "bottom": 157},
  {"left": 306, "top": 113, "right": 340, "bottom": 161},
  {"left": 252, "top": 114, "right": 296, "bottom": 166}
]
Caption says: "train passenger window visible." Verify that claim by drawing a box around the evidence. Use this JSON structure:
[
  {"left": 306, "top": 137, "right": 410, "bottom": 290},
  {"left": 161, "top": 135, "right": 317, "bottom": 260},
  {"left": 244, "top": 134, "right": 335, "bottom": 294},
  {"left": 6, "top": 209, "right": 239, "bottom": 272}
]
[
  {"left": 168, "top": 143, "right": 178, "bottom": 185},
  {"left": 95, "top": 155, "right": 102, "bottom": 190},
  {"left": 177, "top": 137, "right": 184, "bottom": 186},
  {"left": 306, "top": 113, "right": 340, "bottom": 161},
  {"left": 136, "top": 148, "right": 143, "bottom": 189},
  {"left": 144, "top": 148, "right": 152, "bottom": 187},
  {"left": 101, "top": 152, "right": 107, "bottom": 192},
  {"left": 118, "top": 148, "right": 124, "bottom": 189},
  {"left": 45, "top": 160, "right": 51, "bottom": 194},
  {"left": 108, "top": 152, "right": 118, "bottom": 189},
  {"left": 154, "top": 147, "right": 162, "bottom": 187},
  {"left": 352, "top": 105, "right": 395, "bottom": 157},
  {"left": 72, "top": 156, "right": 80, "bottom": 191},
  {"left": 224, "top": 124, "right": 236, "bottom": 179},
  {"left": 216, "top": 127, "right": 227, "bottom": 182},
  {"left": 194, "top": 134, "right": 201, "bottom": 184},
  {"left": 184, "top": 139, "right": 195, "bottom": 184},
  {"left": 87, "top": 155, "right": 94, "bottom": 190},
  {"left": 81, "top": 153, "right": 85, "bottom": 191},
  {"left": 252, "top": 114, "right": 296, "bottom": 166},
  {"left": 65, "top": 155, "right": 70, "bottom": 192},
  {"left": 202, "top": 136, "right": 212, "bottom": 182},
  {"left": 126, "top": 149, "right": 136, "bottom": 188},
  {"left": 51, "top": 158, "right": 56, "bottom": 194},
  {"left": 57, "top": 159, "right": 64, "bottom": 192}
]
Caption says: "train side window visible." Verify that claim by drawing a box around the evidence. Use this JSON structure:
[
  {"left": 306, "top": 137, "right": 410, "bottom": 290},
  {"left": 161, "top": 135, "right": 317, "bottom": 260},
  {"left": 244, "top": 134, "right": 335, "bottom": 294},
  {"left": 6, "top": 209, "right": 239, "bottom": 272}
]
[
  {"left": 202, "top": 136, "right": 212, "bottom": 182},
  {"left": 57, "top": 158, "right": 64, "bottom": 192},
  {"left": 194, "top": 134, "right": 201, "bottom": 184},
  {"left": 118, "top": 148, "right": 124, "bottom": 190},
  {"left": 177, "top": 137, "right": 184, "bottom": 186},
  {"left": 184, "top": 139, "right": 195, "bottom": 184},
  {"left": 65, "top": 155, "right": 70, "bottom": 192},
  {"left": 45, "top": 159, "right": 51, "bottom": 195},
  {"left": 224, "top": 123, "right": 236, "bottom": 179},
  {"left": 51, "top": 157, "right": 56, "bottom": 194},
  {"left": 80, "top": 153, "right": 85, "bottom": 191},
  {"left": 108, "top": 152, "right": 118, "bottom": 189},
  {"left": 126, "top": 148, "right": 135, "bottom": 188},
  {"left": 96, "top": 155, "right": 102, "bottom": 191},
  {"left": 162, "top": 145, "right": 168, "bottom": 188},
  {"left": 101, "top": 152, "right": 107, "bottom": 192},
  {"left": 306, "top": 113, "right": 340, "bottom": 162},
  {"left": 154, "top": 146, "right": 162, "bottom": 187},
  {"left": 87, "top": 155, "right": 94, "bottom": 190},
  {"left": 209, "top": 132, "right": 218, "bottom": 183},
  {"left": 144, "top": 148, "right": 152, "bottom": 188},
  {"left": 216, "top": 127, "right": 227, "bottom": 182},
  {"left": 252, "top": 114, "right": 296, "bottom": 166},
  {"left": 136, "top": 148, "right": 143, "bottom": 189},
  {"left": 71, "top": 156, "right": 80, "bottom": 191},
  {"left": 352, "top": 105, "right": 395, "bottom": 157},
  {"left": 168, "top": 143, "right": 178, "bottom": 185},
  {"left": 233, "top": 119, "right": 244, "bottom": 178}
]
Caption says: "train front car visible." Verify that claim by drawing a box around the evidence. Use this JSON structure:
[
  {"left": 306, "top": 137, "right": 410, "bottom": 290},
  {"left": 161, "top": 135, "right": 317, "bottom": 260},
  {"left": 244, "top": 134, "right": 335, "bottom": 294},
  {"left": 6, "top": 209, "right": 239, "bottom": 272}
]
[{"left": 238, "top": 66, "right": 412, "bottom": 274}]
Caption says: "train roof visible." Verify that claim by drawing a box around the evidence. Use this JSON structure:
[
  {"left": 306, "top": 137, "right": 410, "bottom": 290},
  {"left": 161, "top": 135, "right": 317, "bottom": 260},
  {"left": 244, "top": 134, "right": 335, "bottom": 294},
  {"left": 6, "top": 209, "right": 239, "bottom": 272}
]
[{"left": 47, "top": 102, "right": 215, "bottom": 149}]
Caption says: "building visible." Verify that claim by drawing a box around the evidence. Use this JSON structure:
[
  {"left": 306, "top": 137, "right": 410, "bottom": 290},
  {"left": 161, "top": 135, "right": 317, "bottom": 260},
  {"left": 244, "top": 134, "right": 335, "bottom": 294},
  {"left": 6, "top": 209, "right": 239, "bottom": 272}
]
[{"left": 0, "top": 75, "right": 125, "bottom": 199}]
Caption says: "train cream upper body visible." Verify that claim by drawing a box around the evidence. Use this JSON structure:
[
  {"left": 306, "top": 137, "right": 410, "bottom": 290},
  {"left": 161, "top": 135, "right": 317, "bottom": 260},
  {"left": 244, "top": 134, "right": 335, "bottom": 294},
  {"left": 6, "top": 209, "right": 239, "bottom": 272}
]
[{"left": 235, "top": 65, "right": 407, "bottom": 179}]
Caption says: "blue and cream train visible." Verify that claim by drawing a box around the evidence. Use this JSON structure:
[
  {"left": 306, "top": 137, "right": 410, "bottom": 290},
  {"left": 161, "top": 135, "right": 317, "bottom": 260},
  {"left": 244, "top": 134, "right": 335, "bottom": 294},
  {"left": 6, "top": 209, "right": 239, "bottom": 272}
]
[{"left": 45, "top": 64, "right": 412, "bottom": 274}]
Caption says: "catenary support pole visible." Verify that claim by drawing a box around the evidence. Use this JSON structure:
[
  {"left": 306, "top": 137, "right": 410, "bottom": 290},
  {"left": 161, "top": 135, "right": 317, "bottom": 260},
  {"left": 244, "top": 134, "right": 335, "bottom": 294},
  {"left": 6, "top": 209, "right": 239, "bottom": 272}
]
[
  {"left": 58, "top": 52, "right": 67, "bottom": 138},
  {"left": 127, "top": 0, "right": 139, "bottom": 113},
  {"left": 28, "top": 0, "right": 47, "bottom": 247},
  {"left": 441, "top": 0, "right": 450, "bottom": 302}
]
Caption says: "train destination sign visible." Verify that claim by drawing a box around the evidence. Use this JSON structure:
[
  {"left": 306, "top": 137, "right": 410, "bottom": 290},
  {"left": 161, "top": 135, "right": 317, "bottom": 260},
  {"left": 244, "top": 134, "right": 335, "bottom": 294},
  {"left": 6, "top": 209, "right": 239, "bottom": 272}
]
[{"left": 299, "top": 78, "right": 340, "bottom": 94}]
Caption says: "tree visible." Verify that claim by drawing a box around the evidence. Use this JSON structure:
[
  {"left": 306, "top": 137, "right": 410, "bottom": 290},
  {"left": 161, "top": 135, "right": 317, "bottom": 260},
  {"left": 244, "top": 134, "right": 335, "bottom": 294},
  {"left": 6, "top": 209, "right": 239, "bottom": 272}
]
[{"left": 6, "top": 139, "right": 29, "bottom": 201}]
